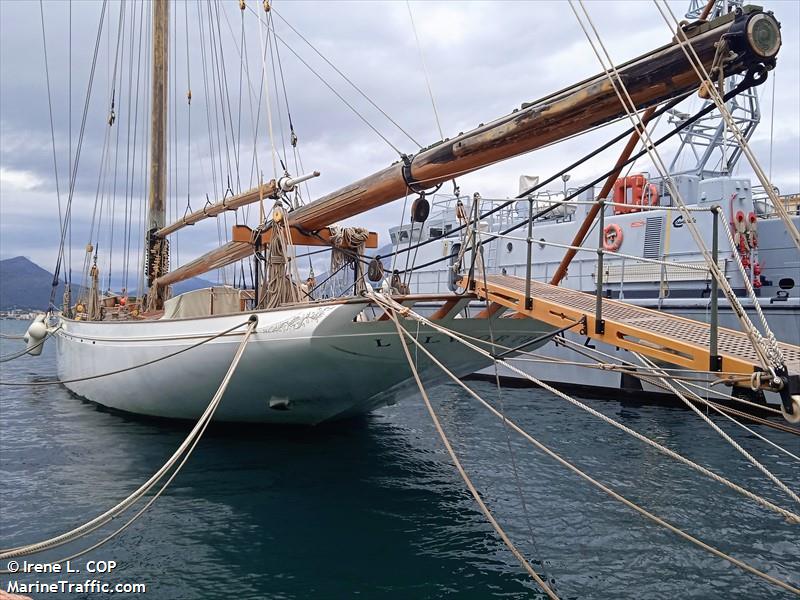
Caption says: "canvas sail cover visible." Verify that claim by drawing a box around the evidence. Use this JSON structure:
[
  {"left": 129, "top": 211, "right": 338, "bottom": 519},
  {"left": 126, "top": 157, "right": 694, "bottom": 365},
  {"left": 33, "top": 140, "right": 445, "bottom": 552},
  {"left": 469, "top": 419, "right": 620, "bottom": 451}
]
[{"left": 162, "top": 287, "right": 242, "bottom": 319}]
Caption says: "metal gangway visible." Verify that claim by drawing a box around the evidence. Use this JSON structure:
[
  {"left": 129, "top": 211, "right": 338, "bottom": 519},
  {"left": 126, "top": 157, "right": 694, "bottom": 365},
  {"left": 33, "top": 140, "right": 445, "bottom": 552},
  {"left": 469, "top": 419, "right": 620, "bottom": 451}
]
[{"left": 462, "top": 273, "right": 800, "bottom": 419}]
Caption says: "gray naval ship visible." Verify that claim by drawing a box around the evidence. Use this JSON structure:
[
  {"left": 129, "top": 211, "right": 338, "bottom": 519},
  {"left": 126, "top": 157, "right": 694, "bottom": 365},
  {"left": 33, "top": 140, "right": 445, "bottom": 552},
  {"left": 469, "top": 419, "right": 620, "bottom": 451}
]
[
  {"left": 377, "top": 178, "right": 798, "bottom": 408},
  {"left": 353, "top": 0, "right": 799, "bottom": 409}
]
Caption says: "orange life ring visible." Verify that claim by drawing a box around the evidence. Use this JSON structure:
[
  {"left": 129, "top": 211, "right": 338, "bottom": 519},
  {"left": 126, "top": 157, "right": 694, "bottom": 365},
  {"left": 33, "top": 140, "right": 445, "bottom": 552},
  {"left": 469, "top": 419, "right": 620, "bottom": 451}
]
[{"left": 603, "top": 223, "right": 623, "bottom": 252}]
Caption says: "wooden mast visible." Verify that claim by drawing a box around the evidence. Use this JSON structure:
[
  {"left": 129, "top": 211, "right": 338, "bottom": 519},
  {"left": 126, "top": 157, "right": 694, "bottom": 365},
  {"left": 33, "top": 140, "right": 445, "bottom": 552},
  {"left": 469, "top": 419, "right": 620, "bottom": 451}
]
[{"left": 146, "top": 0, "right": 170, "bottom": 308}]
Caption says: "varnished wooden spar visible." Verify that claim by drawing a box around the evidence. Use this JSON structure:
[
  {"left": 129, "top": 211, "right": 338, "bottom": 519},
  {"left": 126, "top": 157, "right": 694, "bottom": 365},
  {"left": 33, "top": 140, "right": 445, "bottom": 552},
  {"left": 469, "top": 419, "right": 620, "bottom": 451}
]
[
  {"left": 154, "top": 225, "right": 379, "bottom": 287},
  {"left": 287, "top": 7, "right": 778, "bottom": 232},
  {"left": 146, "top": 0, "right": 169, "bottom": 307},
  {"left": 154, "top": 180, "right": 278, "bottom": 238},
  {"left": 155, "top": 7, "right": 781, "bottom": 289},
  {"left": 231, "top": 225, "right": 379, "bottom": 248}
]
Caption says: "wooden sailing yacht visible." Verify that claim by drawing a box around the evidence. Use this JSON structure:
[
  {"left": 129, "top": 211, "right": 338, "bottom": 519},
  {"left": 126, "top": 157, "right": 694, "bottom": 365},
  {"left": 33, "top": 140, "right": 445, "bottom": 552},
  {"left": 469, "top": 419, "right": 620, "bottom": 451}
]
[{"left": 48, "top": 1, "right": 786, "bottom": 423}]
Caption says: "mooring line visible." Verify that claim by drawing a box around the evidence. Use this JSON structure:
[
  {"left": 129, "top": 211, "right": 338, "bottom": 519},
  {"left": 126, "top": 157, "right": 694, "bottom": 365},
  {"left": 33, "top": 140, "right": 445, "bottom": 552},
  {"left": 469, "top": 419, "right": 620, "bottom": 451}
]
[
  {"left": 553, "top": 335, "right": 786, "bottom": 416},
  {"left": 378, "top": 300, "right": 799, "bottom": 595},
  {"left": 0, "top": 332, "right": 26, "bottom": 340},
  {"left": 386, "top": 306, "right": 560, "bottom": 599},
  {"left": 0, "top": 316, "right": 258, "bottom": 565},
  {"left": 631, "top": 352, "right": 800, "bottom": 505},
  {"left": 0, "top": 326, "right": 61, "bottom": 364},
  {"left": 0, "top": 320, "right": 251, "bottom": 386},
  {"left": 371, "top": 294, "right": 800, "bottom": 524},
  {"left": 631, "top": 356, "right": 800, "bottom": 463}
]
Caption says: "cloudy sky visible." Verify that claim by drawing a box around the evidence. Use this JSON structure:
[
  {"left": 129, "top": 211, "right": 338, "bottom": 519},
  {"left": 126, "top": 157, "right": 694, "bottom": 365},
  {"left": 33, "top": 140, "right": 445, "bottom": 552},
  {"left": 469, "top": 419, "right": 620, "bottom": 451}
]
[{"left": 1, "top": 0, "right": 798, "bottom": 287}]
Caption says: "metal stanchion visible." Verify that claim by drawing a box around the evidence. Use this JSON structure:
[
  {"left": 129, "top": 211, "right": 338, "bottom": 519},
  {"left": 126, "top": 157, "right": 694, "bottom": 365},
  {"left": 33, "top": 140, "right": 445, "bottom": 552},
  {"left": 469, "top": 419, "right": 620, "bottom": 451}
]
[
  {"left": 595, "top": 199, "right": 606, "bottom": 334},
  {"left": 710, "top": 206, "right": 721, "bottom": 371},
  {"left": 525, "top": 197, "right": 533, "bottom": 310}
]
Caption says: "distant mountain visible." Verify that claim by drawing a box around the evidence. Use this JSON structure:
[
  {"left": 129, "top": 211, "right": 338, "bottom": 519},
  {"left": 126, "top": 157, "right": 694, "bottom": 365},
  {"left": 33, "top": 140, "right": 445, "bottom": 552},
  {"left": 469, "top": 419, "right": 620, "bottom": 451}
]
[
  {"left": 0, "top": 256, "right": 73, "bottom": 311},
  {"left": 172, "top": 276, "right": 218, "bottom": 295},
  {"left": 0, "top": 256, "right": 216, "bottom": 310}
]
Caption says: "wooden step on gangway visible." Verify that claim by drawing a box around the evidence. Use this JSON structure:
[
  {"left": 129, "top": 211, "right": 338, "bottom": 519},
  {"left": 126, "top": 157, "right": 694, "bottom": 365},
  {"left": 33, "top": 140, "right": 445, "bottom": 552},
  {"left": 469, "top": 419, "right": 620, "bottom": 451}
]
[{"left": 463, "top": 274, "right": 800, "bottom": 387}]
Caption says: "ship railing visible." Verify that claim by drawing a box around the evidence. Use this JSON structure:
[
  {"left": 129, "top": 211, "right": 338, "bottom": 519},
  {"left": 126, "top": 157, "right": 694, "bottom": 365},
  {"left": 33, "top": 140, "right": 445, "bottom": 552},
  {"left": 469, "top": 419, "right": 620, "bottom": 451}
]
[
  {"left": 483, "top": 202, "right": 725, "bottom": 369},
  {"left": 752, "top": 186, "right": 800, "bottom": 218}
]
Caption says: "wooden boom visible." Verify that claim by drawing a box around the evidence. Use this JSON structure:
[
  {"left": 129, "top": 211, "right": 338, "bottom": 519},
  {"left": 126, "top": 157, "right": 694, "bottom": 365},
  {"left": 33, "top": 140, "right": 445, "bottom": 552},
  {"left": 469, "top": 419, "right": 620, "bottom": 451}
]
[
  {"left": 156, "top": 6, "right": 781, "bottom": 289},
  {"left": 155, "top": 225, "right": 379, "bottom": 287},
  {"left": 155, "top": 180, "right": 278, "bottom": 238}
]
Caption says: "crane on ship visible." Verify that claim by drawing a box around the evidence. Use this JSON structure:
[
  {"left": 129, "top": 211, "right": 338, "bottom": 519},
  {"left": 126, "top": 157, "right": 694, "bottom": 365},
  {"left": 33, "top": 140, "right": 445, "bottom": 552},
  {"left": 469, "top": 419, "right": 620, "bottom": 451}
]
[{"left": 669, "top": 0, "right": 763, "bottom": 178}]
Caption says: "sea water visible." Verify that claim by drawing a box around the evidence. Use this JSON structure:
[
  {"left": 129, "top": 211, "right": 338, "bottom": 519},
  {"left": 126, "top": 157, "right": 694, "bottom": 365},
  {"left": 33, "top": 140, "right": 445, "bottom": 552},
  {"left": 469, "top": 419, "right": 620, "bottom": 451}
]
[{"left": 1, "top": 319, "right": 798, "bottom": 599}]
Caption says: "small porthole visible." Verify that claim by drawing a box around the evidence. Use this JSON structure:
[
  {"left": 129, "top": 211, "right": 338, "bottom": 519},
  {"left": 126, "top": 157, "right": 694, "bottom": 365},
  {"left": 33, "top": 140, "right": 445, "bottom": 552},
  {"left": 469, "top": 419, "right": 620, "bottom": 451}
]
[
  {"left": 778, "top": 278, "right": 795, "bottom": 290},
  {"left": 506, "top": 242, "right": 513, "bottom": 253}
]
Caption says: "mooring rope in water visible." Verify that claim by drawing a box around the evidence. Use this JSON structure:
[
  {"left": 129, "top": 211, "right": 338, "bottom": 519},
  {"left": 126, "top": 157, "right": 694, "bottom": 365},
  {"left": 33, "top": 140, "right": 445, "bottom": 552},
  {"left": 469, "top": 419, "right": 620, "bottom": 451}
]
[
  {"left": 631, "top": 352, "right": 800, "bottom": 504},
  {"left": 370, "top": 294, "right": 800, "bottom": 524},
  {"left": 0, "top": 317, "right": 258, "bottom": 565},
  {"left": 0, "top": 320, "right": 251, "bottom": 387},
  {"left": 380, "top": 310, "right": 800, "bottom": 595},
  {"left": 552, "top": 336, "right": 800, "bottom": 441},
  {"left": 0, "top": 326, "right": 61, "bottom": 364},
  {"left": 21, "top": 317, "right": 260, "bottom": 571},
  {"left": 552, "top": 335, "right": 786, "bottom": 416},
  {"left": 383, "top": 305, "right": 560, "bottom": 599},
  {"left": 630, "top": 355, "right": 800, "bottom": 463},
  {"left": 391, "top": 317, "right": 792, "bottom": 429}
]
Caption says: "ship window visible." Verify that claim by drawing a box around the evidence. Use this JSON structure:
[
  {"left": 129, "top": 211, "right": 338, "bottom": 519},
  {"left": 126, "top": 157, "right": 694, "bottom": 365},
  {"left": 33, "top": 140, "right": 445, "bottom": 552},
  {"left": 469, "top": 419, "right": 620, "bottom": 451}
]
[
  {"left": 445, "top": 224, "right": 453, "bottom": 233},
  {"left": 506, "top": 242, "right": 513, "bottom": 253},
  {"left": 430, "top": 227, "right": 443, "bottom": 238},
  {"left": 398, "top": 230, "right": 410, "bottom": 242},
  {"left": 390, "top": 232, "right": 397, "bottom": 244},
  {"left": 779, "top": 278, "right": 795, "bottom": 290}
]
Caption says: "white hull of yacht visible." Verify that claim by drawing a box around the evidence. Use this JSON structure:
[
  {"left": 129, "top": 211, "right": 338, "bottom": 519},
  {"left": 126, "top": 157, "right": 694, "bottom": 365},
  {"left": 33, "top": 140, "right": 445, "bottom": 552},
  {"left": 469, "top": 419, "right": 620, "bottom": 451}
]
[{"left": 55, "top": 299, "right": 554, "bottom": 424}]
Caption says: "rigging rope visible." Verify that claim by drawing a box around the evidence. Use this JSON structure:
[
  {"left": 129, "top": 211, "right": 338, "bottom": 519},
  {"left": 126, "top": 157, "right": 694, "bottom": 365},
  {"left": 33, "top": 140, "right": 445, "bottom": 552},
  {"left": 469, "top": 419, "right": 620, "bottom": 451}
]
[
  {"left": 38, "top": 0, "right": 64, "bottom": 258},
  {"left": 650, "top": 2, "right": 791, "bottom": 371},
  {"left": 406, "top": 1, "right": 444, "bottom": 140},
  {"left": 270, "top": 6, "right": 422, "bottom": 149},
  {"left": 570, "top": 0, "right": 783, "bottom": 376},
  {"left": 267, "top": 29, "right": 404, "bottom": 156},
  {"left": 655, "top": 0, "right": 800, "bottom": 251},
  {"left": 256, "top": 1, "right": 280, "bottom": 180},
  {"left": 0, "top": 318, "right": 257, "bottom": 565},
  {"left": 385, "top": 305, "right": 559, "bottom": 599},
  {"left": 377, "top": 301, "right": 799, "bottom": 595},
  {"left": 51, "top": 0, "right": 108, "bottom": 309},
  {"left": 388, "top": 85, "right": 745, "bottom": 273},
  {"left": 371, "top": 295, "right": 800, "bottom": 524}
]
